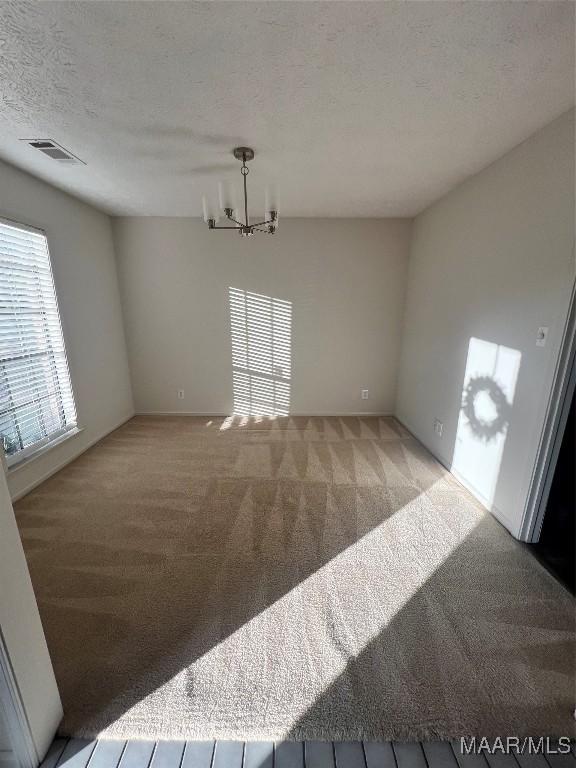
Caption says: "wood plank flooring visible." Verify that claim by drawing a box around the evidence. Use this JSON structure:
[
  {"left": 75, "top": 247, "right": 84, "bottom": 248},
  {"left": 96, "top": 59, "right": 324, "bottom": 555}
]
[{"left": 41, "top": 740, "right": 576, "bottom": 768}]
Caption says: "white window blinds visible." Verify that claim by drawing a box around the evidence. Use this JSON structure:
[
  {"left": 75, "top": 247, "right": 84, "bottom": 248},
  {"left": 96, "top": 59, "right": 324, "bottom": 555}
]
[{"left": 0, "top": 218, "right": 77, "bottom": 465}]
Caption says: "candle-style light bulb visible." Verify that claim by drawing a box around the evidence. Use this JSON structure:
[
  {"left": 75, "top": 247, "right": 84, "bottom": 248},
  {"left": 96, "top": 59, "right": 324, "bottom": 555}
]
[
  {"left": 265, "top": 185, "right": 279, "bottom": 221},
  {"left": 202, "top": 195, "right": 219, "bottom": 227},
  {"left": 218, "top": 181, "right": 236, "bottom": 216}
]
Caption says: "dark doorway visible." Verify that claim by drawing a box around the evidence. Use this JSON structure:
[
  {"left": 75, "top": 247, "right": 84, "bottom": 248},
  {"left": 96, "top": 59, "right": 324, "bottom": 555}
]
[{"left": 531, "top": 389, "right": 575, "bottom": 593}]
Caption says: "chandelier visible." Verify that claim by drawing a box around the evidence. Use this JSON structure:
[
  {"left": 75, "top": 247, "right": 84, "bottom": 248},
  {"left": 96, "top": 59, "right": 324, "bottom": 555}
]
[{"left": 202, "top": 147, "right": 278, "bottom": 237}]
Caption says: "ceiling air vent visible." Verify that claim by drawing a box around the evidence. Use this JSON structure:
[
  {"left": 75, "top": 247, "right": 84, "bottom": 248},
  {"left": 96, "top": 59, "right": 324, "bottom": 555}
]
[{"left": 20, "top": 139, "right": 86, "bottom": 165}]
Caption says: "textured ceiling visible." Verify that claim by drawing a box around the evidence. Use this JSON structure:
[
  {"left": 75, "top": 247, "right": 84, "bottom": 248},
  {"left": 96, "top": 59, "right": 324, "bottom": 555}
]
[{"left": 0, "top": 1, "right": 573, "bottom": 218}]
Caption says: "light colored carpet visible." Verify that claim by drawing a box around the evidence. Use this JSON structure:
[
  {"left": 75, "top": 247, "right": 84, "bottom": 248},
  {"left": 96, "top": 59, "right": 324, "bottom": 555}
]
[{"left": 15, "top": 415, "right": 575, "bottom": 741}]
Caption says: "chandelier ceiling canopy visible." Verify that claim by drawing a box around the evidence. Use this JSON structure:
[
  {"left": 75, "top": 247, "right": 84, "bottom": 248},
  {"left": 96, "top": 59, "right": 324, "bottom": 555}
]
[{"left": 202, "top": 148, "right": 279, "bottom": 238}]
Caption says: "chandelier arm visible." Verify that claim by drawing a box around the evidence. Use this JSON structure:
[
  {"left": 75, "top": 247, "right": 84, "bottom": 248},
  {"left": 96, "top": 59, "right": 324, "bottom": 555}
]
[
  {"left": 226, "top": 214, "right": 244, "bottom": 226},
  {"left": 209, "top": 225, "right": 243, "bottom": 230},
  {"left": 249, "top": 218, "right": 275, "bottom": 229}
]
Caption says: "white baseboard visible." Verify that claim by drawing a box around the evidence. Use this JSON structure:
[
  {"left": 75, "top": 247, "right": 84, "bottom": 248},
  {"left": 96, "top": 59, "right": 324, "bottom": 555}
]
[
  {"left": 10, "top": 412, "right": 135, "bottom": 502},
  {"left": 135, "top": 411, "right": 394, "bottom": 417},
  {"left": 448, "top": 464, "right": 515, "bottom": 533},
  {"left": 394, "top": 413, "right": 516, "bottom": 535}
]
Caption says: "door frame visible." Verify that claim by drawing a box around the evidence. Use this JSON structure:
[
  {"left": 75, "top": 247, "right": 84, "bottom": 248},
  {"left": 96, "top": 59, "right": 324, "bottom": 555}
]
[
  {"left": 520, "top": 276, "right": 576, "bottom": 542},
  {"left": 0, "top": 466, "right": 62, "bottom": 768},
  {"left": 0, "top": 631, "right": 38, "bottom": 768}
]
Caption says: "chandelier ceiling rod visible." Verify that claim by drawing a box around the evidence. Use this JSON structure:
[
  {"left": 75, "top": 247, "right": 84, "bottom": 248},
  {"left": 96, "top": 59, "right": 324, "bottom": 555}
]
[
  {"left": 202, "top": 147, "right": 278, "bottom": 237},
  {"left": 242, "top": 150, "right": 249, "bottom": 227}
]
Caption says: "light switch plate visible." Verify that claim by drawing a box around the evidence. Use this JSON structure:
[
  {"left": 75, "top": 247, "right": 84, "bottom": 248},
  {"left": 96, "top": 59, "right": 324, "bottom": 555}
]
[{"left": 536, "top": 326, "right": 549, "bottom": 347}]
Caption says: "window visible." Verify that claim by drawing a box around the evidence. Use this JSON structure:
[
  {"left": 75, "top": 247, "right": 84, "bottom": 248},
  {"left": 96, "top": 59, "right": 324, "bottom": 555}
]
[
  {"left": 229, "top": 287, "right": 292, "bottom": 417},
  {"left": 0, "top": 218, "right": 77, "bottom": 466}
]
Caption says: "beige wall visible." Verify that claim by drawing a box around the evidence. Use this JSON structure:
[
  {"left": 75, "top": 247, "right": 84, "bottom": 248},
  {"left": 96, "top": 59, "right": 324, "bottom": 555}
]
[
  {"left": 0, "top": 159, "right": 134, "bottom": 499},
  {"left": 113, "top": 218, "right": 412, "bottom": 416},
  {"left": 396, "top": 109, "right": 575, "bottom": 537}
]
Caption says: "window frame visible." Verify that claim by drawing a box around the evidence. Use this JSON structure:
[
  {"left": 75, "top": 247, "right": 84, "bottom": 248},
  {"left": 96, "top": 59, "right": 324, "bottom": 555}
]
[{"left": 0, "top": 214, "right": 79, "bottom": 469}]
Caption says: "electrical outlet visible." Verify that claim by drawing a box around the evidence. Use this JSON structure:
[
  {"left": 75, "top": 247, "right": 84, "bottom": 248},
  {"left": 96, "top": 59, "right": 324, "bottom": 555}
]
[
  {"left": 361, "top": 389, "right": 369, "bottom": 400},
  {"left": 433, "top": 418, "right": 443, "bottom": 437},
  {"left": 177, "top": 389, "right": 185, "bottom": 399}
]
